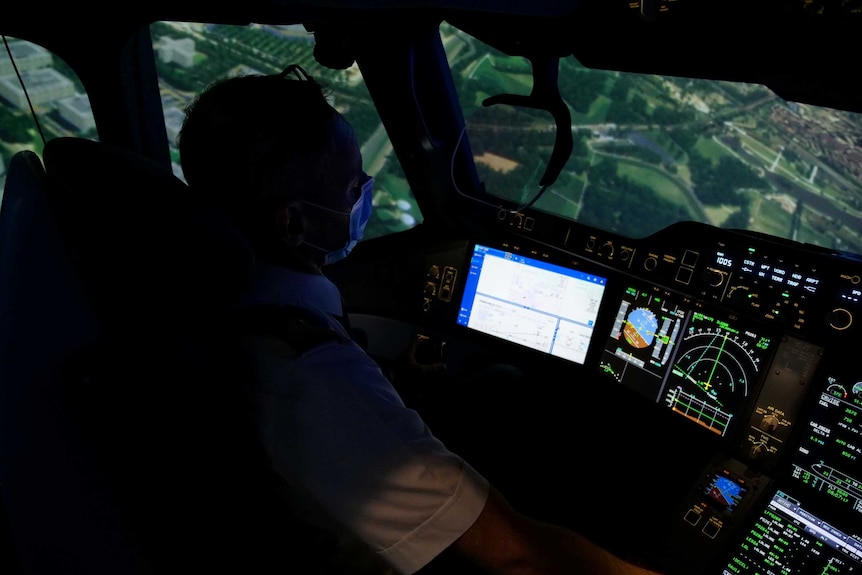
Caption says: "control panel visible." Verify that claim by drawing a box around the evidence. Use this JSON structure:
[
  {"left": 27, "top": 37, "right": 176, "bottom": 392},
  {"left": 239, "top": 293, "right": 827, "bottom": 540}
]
[{"left": 414, "top": 219, "right": 862, "bottom": 575}]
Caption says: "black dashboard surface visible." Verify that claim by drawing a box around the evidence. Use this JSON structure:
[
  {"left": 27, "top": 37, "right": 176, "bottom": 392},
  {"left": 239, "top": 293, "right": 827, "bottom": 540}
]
[{"left": 331, "top": 218, "right": 862, "bottom": 574}]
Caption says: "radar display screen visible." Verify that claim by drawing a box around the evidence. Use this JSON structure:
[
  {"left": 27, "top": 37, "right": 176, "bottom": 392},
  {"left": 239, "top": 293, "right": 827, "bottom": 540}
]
[{"left": 601, "top": 282, "right": 775, "bottom": 436}]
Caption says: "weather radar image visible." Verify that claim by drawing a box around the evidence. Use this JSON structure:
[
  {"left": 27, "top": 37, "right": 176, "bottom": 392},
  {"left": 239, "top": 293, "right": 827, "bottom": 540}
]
[{"left": 601, "top": 283, "right": 775, "bottom": 436}]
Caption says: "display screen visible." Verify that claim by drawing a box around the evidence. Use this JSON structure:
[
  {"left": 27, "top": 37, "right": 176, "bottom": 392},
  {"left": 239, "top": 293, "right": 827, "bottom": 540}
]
[
  {"left": 704, "top": 472, "right": 747, "bottom": 513},
  {"left": 722, "top": 490, "right": 862, "bottom": 575},
  {"left": 790, "top": 367, "right": 862, "bottom": 518},
  {"left": 457, "top": 244, "right": 607, "bottom": 365},
  {"left": 600, "top": 282, "right": 776, "bottom": 437}
]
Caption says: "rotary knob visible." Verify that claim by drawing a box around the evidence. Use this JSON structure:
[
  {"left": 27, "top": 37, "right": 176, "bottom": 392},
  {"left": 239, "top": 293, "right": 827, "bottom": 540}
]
[
  {"left": 701, "top": 268, "right": 725, "bottom": 287},
  {"left": 827, "top": 307, "right": 852, "bottom": 331}
]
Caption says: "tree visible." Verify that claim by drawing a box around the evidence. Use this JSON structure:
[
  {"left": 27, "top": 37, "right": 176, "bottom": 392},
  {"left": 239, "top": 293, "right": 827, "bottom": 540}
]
[{"left": 0, "top": 106, "right": 33, "bottom": 144}]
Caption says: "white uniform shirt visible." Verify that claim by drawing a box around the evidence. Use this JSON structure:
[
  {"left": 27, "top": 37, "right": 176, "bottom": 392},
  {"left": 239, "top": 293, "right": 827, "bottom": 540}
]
[{"left": 240, "top": 263, "right": 490, "bottom": 574}]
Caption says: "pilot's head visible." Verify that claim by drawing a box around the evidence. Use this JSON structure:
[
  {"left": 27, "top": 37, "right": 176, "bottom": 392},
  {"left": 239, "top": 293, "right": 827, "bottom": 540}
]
[{"left": 178, "top": 65, "right": 372, "bottom": 272}]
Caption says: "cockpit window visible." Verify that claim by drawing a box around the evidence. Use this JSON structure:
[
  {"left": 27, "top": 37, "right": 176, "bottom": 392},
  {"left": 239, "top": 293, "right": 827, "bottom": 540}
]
[
  {"left": 0, "top": 38, "right": 96, "bottom": 202},
  {"left": 443, "top": 22, "right": 862, "bottom": 256},
  {"left": 151, "top": 22, "right": 421, "bottom": 242}
]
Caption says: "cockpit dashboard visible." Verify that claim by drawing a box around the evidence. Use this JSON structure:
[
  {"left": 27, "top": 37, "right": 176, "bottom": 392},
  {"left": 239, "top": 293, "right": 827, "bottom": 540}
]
[
  {"left": 3, "top": 3, "right": 862, "bottom": 574},
  {"left": 333, "top": 211, "right": 862, "bottom": 574}
]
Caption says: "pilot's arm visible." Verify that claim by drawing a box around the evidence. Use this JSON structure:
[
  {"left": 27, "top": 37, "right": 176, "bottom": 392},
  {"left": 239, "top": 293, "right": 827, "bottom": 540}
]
[{"left": 452, "top": 486, "right": 662, "bottom": 575}]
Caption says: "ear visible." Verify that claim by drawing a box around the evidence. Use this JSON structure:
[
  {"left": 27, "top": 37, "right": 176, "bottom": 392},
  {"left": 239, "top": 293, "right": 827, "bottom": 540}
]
[{"left": 274, "top": 201, "right": 306, "bottom": 247}]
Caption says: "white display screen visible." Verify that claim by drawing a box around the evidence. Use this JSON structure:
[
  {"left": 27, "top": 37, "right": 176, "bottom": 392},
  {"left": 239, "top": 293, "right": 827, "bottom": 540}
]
[{"left": 456, "top": 244, "right": 607, "bottom": 365}]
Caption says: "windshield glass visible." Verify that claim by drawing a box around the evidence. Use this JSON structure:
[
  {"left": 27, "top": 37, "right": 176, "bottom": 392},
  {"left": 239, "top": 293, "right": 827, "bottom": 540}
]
[
  {"left": 0, "top": 38, "right": 96, "bottom": 205},
  {"left": 444, "top": 22, "right": 862, "bottom": 256}
]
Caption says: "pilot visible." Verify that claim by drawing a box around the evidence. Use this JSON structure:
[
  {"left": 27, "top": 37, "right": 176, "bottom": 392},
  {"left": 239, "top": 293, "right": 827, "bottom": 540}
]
[{"left": 178, "top": 65, "right": 663, "bottom": 575}]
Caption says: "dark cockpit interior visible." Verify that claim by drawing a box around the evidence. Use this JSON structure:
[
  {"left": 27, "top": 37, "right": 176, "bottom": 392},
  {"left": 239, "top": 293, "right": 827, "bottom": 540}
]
[{"left": 2, "top": 2, "right": 862, "bottom": 574}]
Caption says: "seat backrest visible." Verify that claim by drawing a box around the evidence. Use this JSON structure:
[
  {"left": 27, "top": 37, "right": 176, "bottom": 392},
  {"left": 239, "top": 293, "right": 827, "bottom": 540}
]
[
  {"left": 2, "top": 137, "right": 321, "bottom": 573},
  {"left": 38, "top": 138, "right": 311, "bottom": 573},
  {"left": 41, "top": 137, "right": 255, "bottom": 331},
  {"left": 2, "top": 138, "right": 347, "bottom": 573},
  {"left": 0, "top": 149, "right": 147, "bottom": 574}
]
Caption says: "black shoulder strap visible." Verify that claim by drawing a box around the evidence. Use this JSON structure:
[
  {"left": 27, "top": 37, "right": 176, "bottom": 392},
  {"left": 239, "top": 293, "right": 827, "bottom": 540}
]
[{"left": 234, "top": 304, "right": 345, "bottom": 355}]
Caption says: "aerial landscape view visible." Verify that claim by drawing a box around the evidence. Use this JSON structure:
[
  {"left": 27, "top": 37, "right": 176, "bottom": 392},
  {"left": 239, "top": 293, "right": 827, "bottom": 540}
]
[
  {"left": 2, "top": 21, "right": 861, "bottom": 253},
  {"left": 446, "top": 23, "right": 862, "bottom": 253}
]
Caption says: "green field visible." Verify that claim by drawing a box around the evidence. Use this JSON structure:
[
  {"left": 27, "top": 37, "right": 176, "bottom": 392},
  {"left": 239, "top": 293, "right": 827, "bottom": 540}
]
[
  {"left": 616, "top": 161, "right": 700, "bottom": 220},
  {"left": 694, "top": 137, "right": 729, "bottom": 163},
  {"left": 750, "top": 195, "right": 792, "bottom": 238},
  {"left": 703, "top": 205, "right": 738, "bottom": 227}
]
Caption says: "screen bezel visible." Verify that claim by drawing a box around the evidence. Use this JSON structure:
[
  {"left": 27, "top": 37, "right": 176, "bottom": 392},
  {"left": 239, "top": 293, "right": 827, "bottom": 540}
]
[{"left": 455, "top": 242, "right": 610, "bottom": 367}]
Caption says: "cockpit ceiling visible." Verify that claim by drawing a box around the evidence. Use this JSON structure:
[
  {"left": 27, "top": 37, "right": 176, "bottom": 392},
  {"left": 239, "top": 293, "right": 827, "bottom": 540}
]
[{"left": 3, "top": 0, "right": 861, "bottom": 112}]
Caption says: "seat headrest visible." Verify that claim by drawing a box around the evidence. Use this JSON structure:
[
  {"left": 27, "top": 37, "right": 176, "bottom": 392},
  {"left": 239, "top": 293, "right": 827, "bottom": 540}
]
[{"left": 42, "top": 137, "right": 254, "bottom": 328}]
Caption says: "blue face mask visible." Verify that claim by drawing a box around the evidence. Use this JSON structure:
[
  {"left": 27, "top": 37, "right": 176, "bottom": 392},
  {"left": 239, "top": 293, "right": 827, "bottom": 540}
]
[{"left": 303, "top": 173, "right": 374, "bottom": 266}]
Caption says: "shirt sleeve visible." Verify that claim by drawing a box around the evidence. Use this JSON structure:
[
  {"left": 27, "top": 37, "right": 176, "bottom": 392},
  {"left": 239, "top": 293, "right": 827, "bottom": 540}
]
[{"left": 244, "top": 333, "right": 490, "bottom": 574}]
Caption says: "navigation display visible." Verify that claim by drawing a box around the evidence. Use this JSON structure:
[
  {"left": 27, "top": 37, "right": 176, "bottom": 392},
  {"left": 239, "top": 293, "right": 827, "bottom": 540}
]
[
  {"left": 456, "top": 244, "right": 607, "bottom": 365},
  {"left": 600, "top": 282, "right": 776, "bottom": 437}
]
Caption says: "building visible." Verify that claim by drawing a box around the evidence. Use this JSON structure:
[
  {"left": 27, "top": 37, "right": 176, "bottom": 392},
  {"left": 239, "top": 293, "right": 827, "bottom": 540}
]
[
  {"left": 157, "top": 37, "right": 196, "bottom": 68},
  {"left": 0, "top": 41, "right": 52, "bottom": 76},
  {"left": 164, "top": 106, "right": 185, "bottom": 145},
  {"left": 57, "top": 94, "right": 95, "bottom": 132},
  {"left": 0, "top": 68, "right": 75, "bottom": 110}
]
